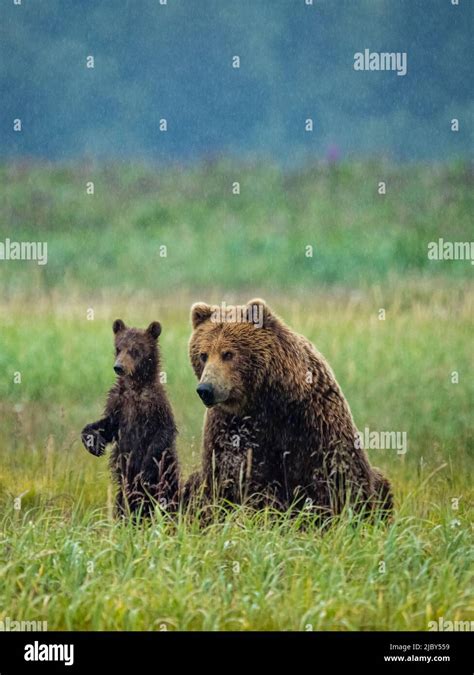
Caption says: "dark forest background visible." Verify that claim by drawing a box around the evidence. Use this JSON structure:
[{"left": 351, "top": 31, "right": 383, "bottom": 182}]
[{"left": 1, "top": 0, "right": 472, "bottom": 164}]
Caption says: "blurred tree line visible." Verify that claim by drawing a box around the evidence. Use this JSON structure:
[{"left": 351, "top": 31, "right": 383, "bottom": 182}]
[{"left": 1, "top": 0, "right": 472, "bottom": 163}]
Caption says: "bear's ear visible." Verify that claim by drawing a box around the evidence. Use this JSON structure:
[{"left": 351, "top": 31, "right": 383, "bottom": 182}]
[
  {"left": 113, "top": 319, "right": 126, "bottom": 334},
  {"left": 246, "top": 298, "right": 275, "bottom": 328},
  {"left": 146, "top": 321, "right": 162, "bottom": 340},
  {"left": 191, "top": 302, "right": 212, "bottom": 329}
]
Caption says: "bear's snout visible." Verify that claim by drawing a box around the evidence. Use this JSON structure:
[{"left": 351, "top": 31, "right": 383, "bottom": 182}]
[
  {"left": 196, "top": 382, "right": 215, "bottom": 407},
  {"left": 113, "top": 361, "right": 125, "bottom": 376}
]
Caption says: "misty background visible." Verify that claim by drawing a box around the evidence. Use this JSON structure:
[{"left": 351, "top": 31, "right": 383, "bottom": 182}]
[{"left": 1, "top": 0, "right": 472, "bottom": 164}]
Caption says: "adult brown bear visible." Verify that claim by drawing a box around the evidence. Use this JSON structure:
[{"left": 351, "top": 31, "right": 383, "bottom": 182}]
[{"left": 185, "top": 299, "right": 392, "bottom": 520}]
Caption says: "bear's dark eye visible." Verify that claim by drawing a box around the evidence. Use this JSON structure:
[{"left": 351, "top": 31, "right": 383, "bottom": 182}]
[
  {"left": 200, "top": 352, "right": 208, "bottom": 363},
  {"left": 222, "top": 351, "right": 233, "bottom": 361},
  {"left": 115, "top": 348, "right": 121, "bottom": 356},
  {"left": 130, "top": 349, "right": 139, "bottom": 359}
]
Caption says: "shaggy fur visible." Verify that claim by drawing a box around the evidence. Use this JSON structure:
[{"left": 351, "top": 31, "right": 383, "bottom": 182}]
[
  {"left": 184, "top": 299, "right": 393, "bottom": 520},
  {"left": 81, "top": 319, "right": 179, "bottom": 517}
]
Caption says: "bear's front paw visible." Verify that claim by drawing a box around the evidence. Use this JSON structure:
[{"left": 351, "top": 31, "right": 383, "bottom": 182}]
[{"left": 81, "top": 425, "right": 106, "bottom": 457}]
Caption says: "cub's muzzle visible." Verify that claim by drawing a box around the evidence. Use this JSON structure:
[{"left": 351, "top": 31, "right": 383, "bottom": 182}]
[{"left": 113, "top": 362, "right": 125, "bottom": 376}]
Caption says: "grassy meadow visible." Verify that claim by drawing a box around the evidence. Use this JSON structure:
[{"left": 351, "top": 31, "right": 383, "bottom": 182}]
[{"left": 0, "top": 161, "right": 472, "bottom": 630}]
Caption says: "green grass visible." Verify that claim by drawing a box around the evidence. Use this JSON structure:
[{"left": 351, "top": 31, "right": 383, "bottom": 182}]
[
  {"left": 0, "top": 286, "right": 472, "bottom": 630},
  {"left": 1, "top": 500, "right": 472, "bottom": 631},
  {"left": 1, "top": 160, "right": 473, "bottom": 295},
  {"left": 0, "top": 161, "right": 472, "bottom": 630}
]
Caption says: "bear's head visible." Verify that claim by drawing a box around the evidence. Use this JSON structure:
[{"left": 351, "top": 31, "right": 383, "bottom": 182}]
[
  {"left": 112, "top": 319, "right": 162, "bottom": 381},
  {"left": 189, "top": 299, "right": 279, "bottom": 414}
]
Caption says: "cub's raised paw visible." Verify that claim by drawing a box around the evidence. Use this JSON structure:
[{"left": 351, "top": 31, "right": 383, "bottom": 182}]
[{"left": 81, "top": 425, "right": 106, "bottom": 457}]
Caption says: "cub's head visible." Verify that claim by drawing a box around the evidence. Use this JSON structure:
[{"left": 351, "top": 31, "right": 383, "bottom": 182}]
[
  {"left": 188, "top": 299, "right": 277, "bottom": 414},
  {"left": 112, "top": 319, "right": 162, "bottom": 379}
]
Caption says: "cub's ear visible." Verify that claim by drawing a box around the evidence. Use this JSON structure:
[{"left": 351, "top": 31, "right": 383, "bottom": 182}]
[
  {"left": 112, "top": 319, "right": 126, "bottom": 334},
  {"left": 146, "top": 321, "right": 162, "bottom": 340},
  {"left": 191, "top": 302, "right": 212, "bottom": 329},
  {"left": 246, "top": 298, "right": 274, "bottom": 328}
]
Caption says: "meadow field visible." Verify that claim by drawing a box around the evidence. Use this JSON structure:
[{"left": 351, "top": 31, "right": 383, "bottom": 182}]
[{"left": 0, "top": 162, "right": 472, "bottom": 630}]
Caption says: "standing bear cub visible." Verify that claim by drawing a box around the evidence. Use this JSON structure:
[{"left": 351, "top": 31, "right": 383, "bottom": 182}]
[
  {"left": 185, "top": 299, "right": 392, "bottom": 520},
  {"left": 81, "top": 319, "right": 179, "bottom": 517}
]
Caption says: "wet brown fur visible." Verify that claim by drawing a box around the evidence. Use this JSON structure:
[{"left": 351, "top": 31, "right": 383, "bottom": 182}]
[
  {"left": 81, "top": 320, "right": 179, "bottom": 518},
  {"left": 185, "top": 299, "right": 393, "bottom": 520}
]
